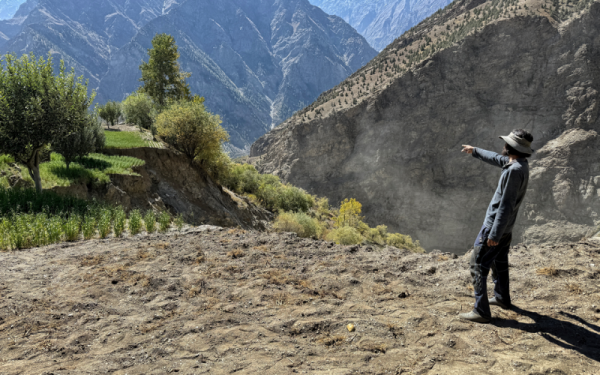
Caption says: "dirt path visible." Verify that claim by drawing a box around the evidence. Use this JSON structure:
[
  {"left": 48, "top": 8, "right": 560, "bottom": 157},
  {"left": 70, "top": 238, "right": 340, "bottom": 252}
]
[{"left": 0, "top": 227, "right": 599, "bottom": 374}]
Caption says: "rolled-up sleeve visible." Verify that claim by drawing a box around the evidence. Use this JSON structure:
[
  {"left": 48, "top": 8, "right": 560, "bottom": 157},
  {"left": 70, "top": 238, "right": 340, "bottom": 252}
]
[
  {"left": 490, "top": 169, "right": 524, "bottom": 241},
  {"left": 472, "top": 148, "right": 509, "bottom": 168}
]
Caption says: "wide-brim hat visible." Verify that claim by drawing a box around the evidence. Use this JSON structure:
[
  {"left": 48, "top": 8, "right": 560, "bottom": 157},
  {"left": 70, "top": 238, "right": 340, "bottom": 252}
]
[{"left": 499, "top": 132, "right": 533, "bottom": 155}]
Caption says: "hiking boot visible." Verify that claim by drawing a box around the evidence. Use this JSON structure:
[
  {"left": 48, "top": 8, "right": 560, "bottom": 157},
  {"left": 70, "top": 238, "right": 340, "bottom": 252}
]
[
  {"left": 459, "top": 310, "right": 490, "bottom": 323},
  {"left": 489, "top": 297, "right": 511, "bottom": 310}
]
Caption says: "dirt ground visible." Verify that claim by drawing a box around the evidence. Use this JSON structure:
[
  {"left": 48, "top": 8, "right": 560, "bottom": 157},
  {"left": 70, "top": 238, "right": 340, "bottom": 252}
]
[{"left": 0, "top": 227, "right": 599, "bottom": 374}]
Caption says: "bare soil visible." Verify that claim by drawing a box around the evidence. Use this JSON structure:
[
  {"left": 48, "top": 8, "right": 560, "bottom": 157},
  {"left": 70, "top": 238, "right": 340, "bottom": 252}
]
[{"left": 1, "top": 227, "right": 599, "bottom": 374}]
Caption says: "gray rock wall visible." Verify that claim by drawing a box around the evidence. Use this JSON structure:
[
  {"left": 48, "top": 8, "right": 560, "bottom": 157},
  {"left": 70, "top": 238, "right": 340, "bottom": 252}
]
[{"left": 252, "top": 6, "right": 600, "bottom": 252}]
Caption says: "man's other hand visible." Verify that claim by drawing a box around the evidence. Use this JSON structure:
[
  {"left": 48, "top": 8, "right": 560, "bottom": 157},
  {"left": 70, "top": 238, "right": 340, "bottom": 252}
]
[
  {"left": 462, "top": 145, "right": 474, "bottom": 154},
  {"left": 487, "top": 238, "right": 499, "bottom": 247}
]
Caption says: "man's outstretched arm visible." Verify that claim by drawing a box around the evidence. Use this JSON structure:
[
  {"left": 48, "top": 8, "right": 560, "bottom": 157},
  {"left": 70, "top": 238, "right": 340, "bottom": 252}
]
[{"left": 462, "top": 145, "right": 509, "bottom": 168}]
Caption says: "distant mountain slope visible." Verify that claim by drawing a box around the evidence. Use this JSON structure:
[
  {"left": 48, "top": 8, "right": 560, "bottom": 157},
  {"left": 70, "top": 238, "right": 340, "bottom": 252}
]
[
  {"left": 0, "top": 0, "right": 25, "bottom": 20},
  {"left": 309, "top": 0, "right": 453, "bottom": 50},
  {"left": 0, "top": 0, "right": 375, "bottom": 154},
  {"left": 97, "top": 0, "right": 377, "bottom": 153},
  {"left": 0, "top": 0, "right": 167, "bottom": 88},
  {"left": 251, "top": 0, "right": 600, "bottom": 252}
]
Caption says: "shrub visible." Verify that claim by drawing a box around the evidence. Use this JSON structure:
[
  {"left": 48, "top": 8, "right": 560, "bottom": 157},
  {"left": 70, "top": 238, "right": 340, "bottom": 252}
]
[
  {"left": 174, "top": 214, "right": 184, "bottom": 231},
  {"left": 329, "top": 226, "right": 364, "bottom": 245},
  {"left": 387, "top": 233, "right": 425, "bottom": 253},
  {"left": 158, "top": 211, "right": 171, "bottom": 233},
  {"left": 64, "top": 215, "right": 81, "bottom": 242},
  {"left": 129, "top": 210, "right": 142, "bottom": 235},
  {"left": 122, "top": 92, "right": 155, "bottom": 130},
  {"left": 144, "top": 210, "right": 156, "bottom": 234},
  {"left": 276, "top": 185, "right": 314, "bottom": 213},
  {"left": 155, "top": 100, "right": 228, "bottom": 178},
  {"left": 82, "top": 215, "right": 96, "bottom": 240},
  {"left": 113, "top": 207, "right": 126, "bottom": 237},
  {"left": 98, "top": 209, "right": 112, "bottom": 239},
  {"left": 273, "top": 211, "right": 322, "bottom": 238},
  {"left": 335, "top": 198, "right": 363, "bottom": 229}
]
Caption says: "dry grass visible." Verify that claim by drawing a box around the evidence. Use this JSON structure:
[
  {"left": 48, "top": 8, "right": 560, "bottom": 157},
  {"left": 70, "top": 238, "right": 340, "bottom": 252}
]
[
  {"left": 567, "top": 283, "right": 582, "bottom": 295},
  {"left": 536, "top": 267, "right": 559, "bottom": 276},
  {"left": 227, "top": 249, "right": 245, "bottom": 259},
  {"left": 359, "top": 341, "right": 387, "bottom": 353},
  {"left": 318, "top": 335, "right": 346, "bottom": 346},
  {"left": 80, "top": 255, "right": 105, "bottom": 267}
]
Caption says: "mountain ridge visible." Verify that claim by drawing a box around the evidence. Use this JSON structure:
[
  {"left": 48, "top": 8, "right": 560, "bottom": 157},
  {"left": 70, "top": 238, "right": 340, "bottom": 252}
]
[{"left": 309, "top": 0, "right": 454, "bottom": 51}]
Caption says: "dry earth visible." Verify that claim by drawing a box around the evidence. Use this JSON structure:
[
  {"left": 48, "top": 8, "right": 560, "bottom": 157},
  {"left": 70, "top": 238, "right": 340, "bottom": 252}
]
[{"left": 1, "top": 227, "right": 599, "bottom": 374}]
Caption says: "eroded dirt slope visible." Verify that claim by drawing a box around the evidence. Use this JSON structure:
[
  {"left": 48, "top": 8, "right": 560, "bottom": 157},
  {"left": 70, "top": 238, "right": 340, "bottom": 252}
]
[{"left": 0, "top": 228, "right": 599, "bottom": 374}]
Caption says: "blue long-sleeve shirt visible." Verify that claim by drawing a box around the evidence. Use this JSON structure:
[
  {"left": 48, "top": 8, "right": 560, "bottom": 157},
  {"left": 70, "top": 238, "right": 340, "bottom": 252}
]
[{"left": 472, "top": 148, "right": 529, "bottom": 242}]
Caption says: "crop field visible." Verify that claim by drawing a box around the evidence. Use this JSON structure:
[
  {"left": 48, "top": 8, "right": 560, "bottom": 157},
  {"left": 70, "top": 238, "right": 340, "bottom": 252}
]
[
  {"left": 30, "top": 153, "right": 145, "bottom": 187},
  {"left": 104, "top": 130, "right": 163, "bottom": 149},
  {"left": 0, "top": 187, "right": 181, "bottom": 251}
]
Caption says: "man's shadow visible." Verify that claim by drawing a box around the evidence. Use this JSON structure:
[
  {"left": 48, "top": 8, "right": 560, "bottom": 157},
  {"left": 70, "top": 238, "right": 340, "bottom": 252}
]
[{"left": 492, "top": 305, "right": 600, "bottom": 362}]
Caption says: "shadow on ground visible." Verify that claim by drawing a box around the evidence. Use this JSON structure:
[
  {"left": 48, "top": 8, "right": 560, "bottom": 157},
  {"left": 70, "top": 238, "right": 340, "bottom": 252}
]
[{"left": 493, "top": 305, "right": 600, "bottom": 363}]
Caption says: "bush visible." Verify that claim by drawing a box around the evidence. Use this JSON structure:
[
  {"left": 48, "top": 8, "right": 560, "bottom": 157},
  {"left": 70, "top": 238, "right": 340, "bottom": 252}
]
[
  {"left": 113, "top": 207, "right": 126, "bottom": 237},
  {"left": 223, "top": 164, "right": 314, "bottom": 213},
  {"left": 328, "top": 226, "right": 364, "bottom": 245},
  {"left": 122, "top": 92, "right": 155, "bottom": 130},
  {"left": 156, "top": 100, "right": 228, "bottom": 178},
  {"left": 128, "top": 210, "right": 142, "bottom": 235},
  {"left": 158, "top": 211, "right": 171, "bottom": 233},
  {"left": 144, "top": 210, "right": 156, "bottom": 234},
  {"left": 273, "top": 211, "right": 322, "bottom": 238},
  {"left": 387, "top": 233, "right": 425, "bottom": 253}
]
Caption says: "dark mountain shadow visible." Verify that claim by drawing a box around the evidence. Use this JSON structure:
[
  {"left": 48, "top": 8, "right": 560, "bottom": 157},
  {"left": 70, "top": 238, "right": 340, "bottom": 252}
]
[{"left": 492, "top": 305, "right": 600, "bottom": 363}]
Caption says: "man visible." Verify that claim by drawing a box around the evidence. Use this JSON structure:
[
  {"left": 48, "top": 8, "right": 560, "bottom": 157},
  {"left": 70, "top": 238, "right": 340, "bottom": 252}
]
[{"left": 459, "top": 129, "right": 534, "bottom": 323}]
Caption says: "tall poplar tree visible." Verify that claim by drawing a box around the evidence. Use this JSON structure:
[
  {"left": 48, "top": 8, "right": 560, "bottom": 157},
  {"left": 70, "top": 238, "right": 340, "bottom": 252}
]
[{"left": 139, "top": 33, "right": 191, "bottom": 107}]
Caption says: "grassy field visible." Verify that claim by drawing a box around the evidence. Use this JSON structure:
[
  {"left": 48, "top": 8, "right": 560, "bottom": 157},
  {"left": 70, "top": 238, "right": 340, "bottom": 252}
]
[
  {"left": 0, "top": 153, "right": 146, "bottom": 188},
  {"left": 104, "top": 130, "right": 163, "bottom": 149}
]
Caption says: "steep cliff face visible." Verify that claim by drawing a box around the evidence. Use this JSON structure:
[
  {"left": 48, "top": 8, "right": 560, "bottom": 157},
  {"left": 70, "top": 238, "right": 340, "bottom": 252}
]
[
  {"left": 309, "top": 0, "right": 453, "bottom": 51},
  {"left": 252, "top": 2, "right": 600, "bottom": 252}
]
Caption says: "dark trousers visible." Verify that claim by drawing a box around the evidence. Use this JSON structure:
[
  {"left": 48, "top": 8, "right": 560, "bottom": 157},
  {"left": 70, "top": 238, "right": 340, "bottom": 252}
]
[{"left": 470, "top": 225, "right": 512, "bottom": 319}]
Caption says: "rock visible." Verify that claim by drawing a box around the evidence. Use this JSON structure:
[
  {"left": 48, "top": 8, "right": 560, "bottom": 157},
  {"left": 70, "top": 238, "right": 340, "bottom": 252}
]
[{"left": 103, "top": 184, "right": 131, "bottom": 210}]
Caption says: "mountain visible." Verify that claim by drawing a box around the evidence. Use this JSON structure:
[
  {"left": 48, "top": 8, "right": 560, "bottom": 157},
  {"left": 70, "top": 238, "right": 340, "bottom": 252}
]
[
  {"left": 309, "top": 0, "right": 453, "bottom": 50},
  {"left": 0, "top": 0, "right": 376, "bottom": 154},
  {"left": 0, "top": 0, "right": 25, "bottom": 20},
  {"left": 251, "top": 0, "right": 600, "bottom": 252}
]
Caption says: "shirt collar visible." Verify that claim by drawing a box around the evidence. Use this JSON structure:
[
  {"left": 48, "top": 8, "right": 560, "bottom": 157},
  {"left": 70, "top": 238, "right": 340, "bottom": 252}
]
[{"left": 503, "top": 157, "right": 528, "bottom": 169}]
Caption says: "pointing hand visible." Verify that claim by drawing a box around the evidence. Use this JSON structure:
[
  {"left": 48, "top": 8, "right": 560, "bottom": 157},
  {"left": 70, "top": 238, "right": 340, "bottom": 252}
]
[{"left": 461, "top": 145, "right": 474, "bottom": 154}]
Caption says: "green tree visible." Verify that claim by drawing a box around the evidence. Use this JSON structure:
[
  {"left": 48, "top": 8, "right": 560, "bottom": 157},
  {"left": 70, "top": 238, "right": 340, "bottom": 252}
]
[
  {"left": 0, "top": 54, "right": 94, "bottom": 193},
  {"left": 52, "top": 113, "right": 105, "bottom": 169},
  {"left": 122, "top": 91, "right": 155, "bottom": 129},
  {"left": 139, "top": 33, "right": 191, "bottom": 107},
  {"left": 155, "top": 100, "right": 228, "bottom": 173},
  {"left": 98, "top": 101, "right": 122, "bottom": 128}
]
